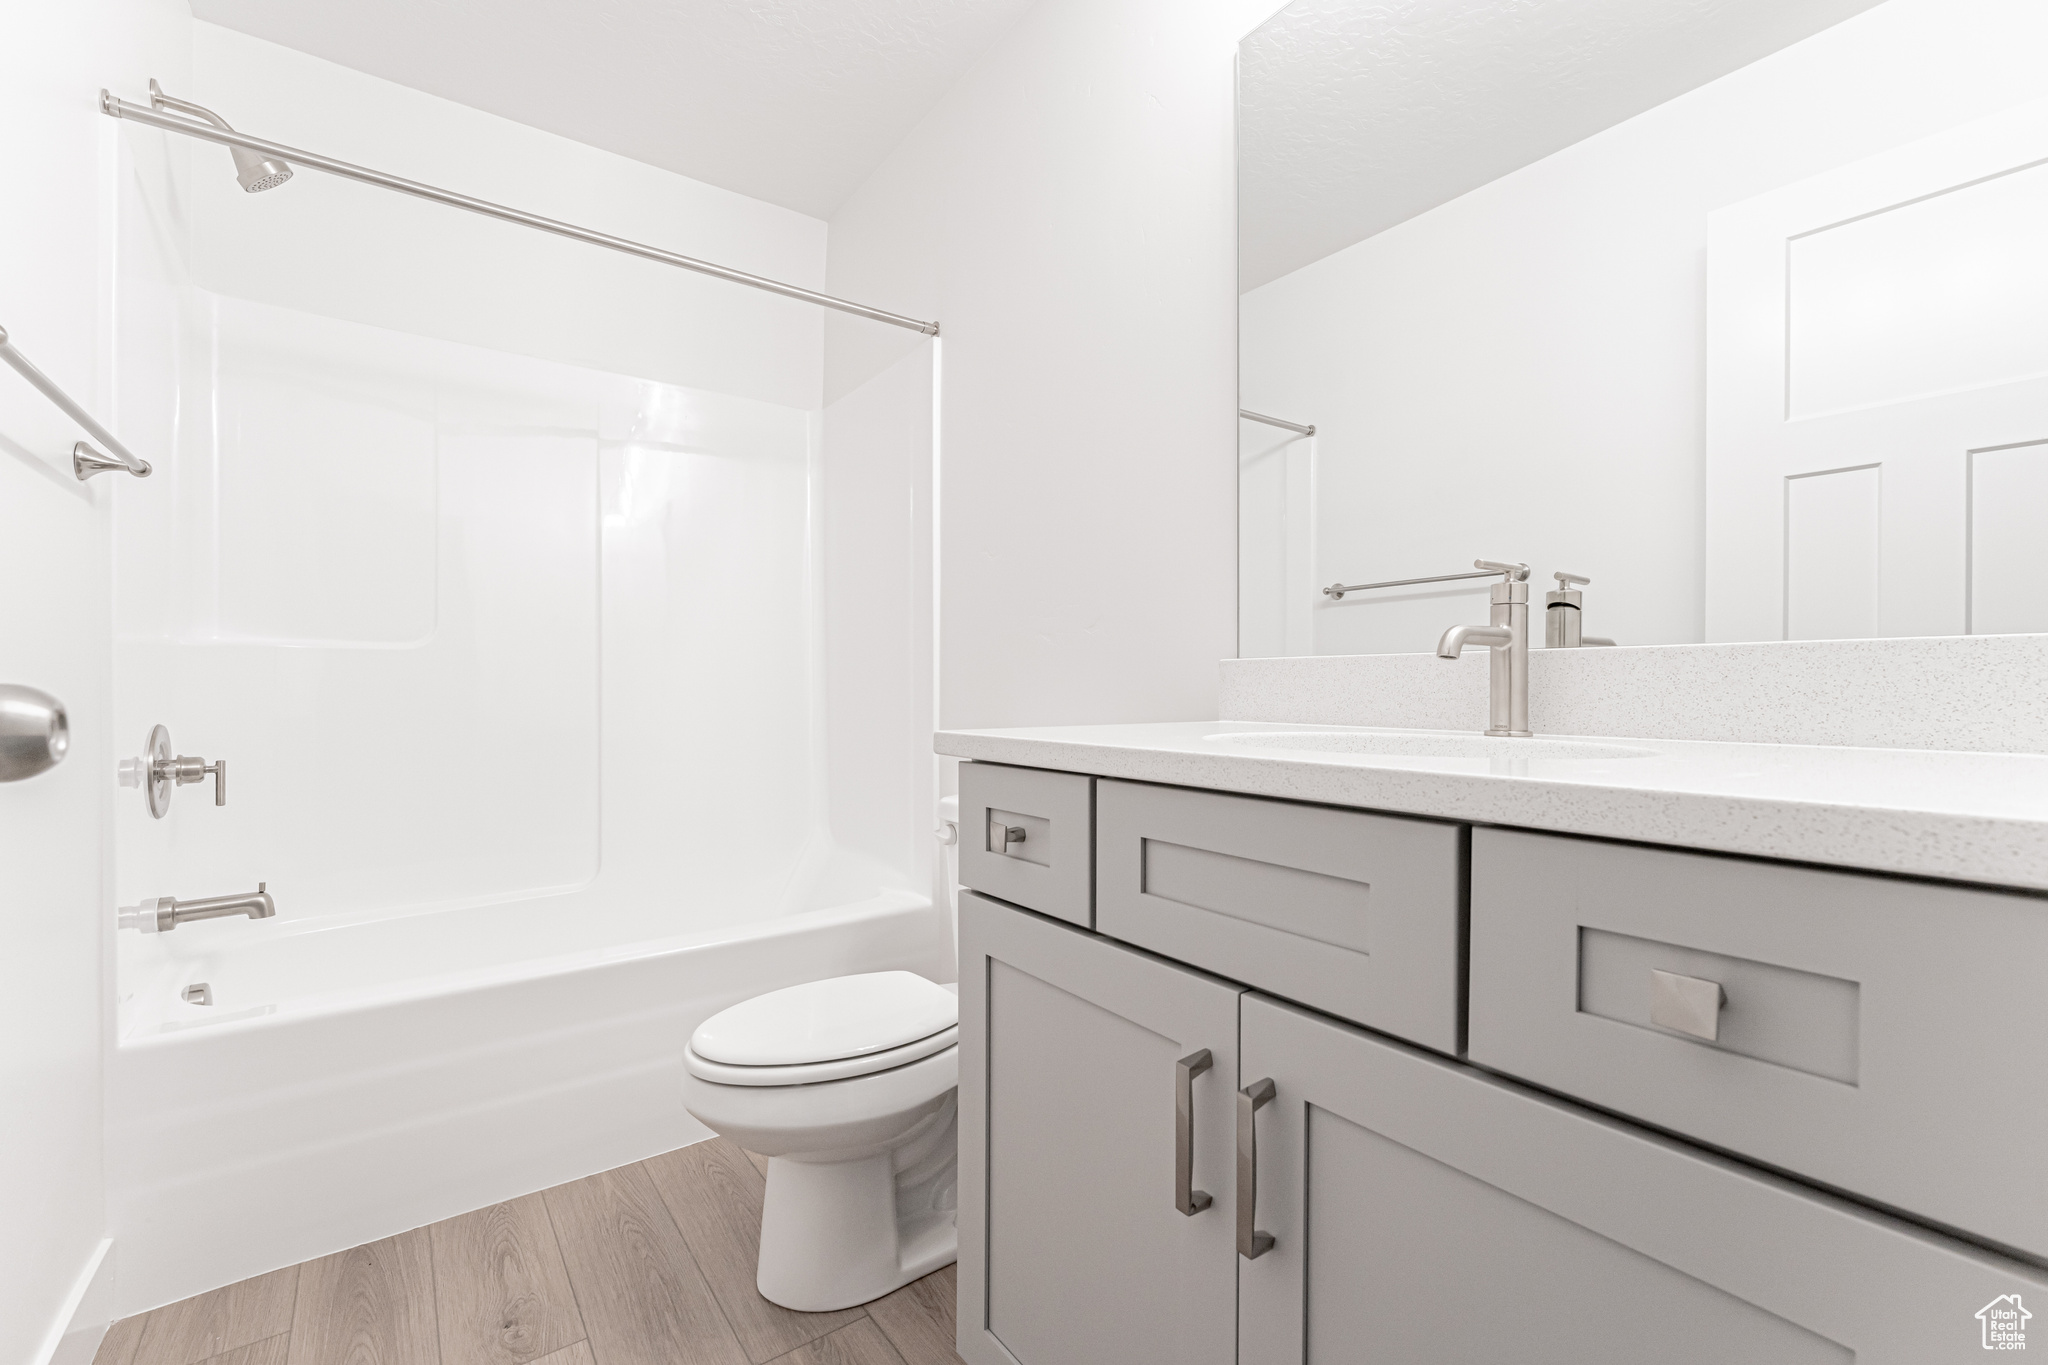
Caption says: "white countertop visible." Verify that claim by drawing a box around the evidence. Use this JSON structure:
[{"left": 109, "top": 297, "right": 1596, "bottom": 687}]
[{"left": 935, "top": 720, "right": 2048, "bottom": 891}]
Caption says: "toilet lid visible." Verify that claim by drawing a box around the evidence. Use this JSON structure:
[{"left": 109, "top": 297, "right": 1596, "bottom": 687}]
[{"left": 691, "top": 971, "right": 958, "bottom": 1067}]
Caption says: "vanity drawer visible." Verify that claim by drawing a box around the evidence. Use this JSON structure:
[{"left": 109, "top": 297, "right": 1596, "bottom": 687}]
[
  {"left": 1468, "top": 827, "right": 2048, "bottom": 1258},
  {"left": 957, "top": 762, "right": 1095, "bottom": 926},
  {"left": 1096, "top": 779, "right": 1464, "bottom": 1052}
]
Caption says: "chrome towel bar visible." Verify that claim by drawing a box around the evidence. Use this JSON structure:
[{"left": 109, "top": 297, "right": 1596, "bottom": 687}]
[
  {"left": 1240, "top": 408, "right": 1315, "bottom": 436},
  {"left": 1323, "top": 567, "right": 1509, "bottom": 600},
  {"left": 0, "top": 324, "right": 151, "bottom": 480}
]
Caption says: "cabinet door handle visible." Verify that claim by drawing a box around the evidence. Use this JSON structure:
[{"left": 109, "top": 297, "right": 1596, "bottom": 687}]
[
  {"left": 1237, "top": 1077, "right": 1276, "bottom": 1259},
  {"left": 988, "top": 818, "right": 1026, "bottom": 854},
  {"left": 1176, "top": 1049, "right": 1214, "bottom": 1216}
]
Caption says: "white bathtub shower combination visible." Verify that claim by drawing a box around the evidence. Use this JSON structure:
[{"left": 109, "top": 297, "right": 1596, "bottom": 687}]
[{"left": 103, "top": 26, "right": 942, "bottom": 1316}]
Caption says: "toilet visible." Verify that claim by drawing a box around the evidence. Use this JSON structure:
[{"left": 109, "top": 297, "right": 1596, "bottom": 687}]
[
  {"left": 682, "top": 970, "right": 961, "bottom": 1310},
  {"left": 683, "top": 799, "right": 966, "bottom": 1311}
]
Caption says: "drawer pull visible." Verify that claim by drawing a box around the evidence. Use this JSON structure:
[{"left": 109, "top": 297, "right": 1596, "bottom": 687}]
[
  {"left": 989, "top": 818, "right": 1027, "bottom": 855},
  {"left": 1175, "top": 1049, "right": 1214, "bottom": 1216},
  {"left": 1650, "top": 968, "right": 1725, "bottom": 1042},
  {"left": 1237, "top": 1077, "right": 1276, "bottom": 1259}
]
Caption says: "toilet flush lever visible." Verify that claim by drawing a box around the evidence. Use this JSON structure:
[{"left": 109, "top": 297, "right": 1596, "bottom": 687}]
[
  {"left": 989, "top": 818, "right": 1026, "bottom": 855},
  {"left": 117, "top": 724, "right": 226, "bottom": 818}
]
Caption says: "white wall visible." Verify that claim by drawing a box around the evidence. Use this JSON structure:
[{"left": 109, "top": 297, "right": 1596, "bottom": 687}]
[
  {"left": 825, "top": 0, "right": 1281, "bottom": 746},
  {"left": 185, "top": 24, "right": 826, "bottom": 409},
  {"left": 1241, "top": 0, "right": 2048, "bottom": 657},
  {"left": 0, "top": 4, "right": 185, "bottom": 1362}
]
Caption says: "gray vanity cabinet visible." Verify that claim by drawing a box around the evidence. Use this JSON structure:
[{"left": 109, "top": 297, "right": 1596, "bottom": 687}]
[
  {"left": 956, "top": 890, "right": 1243, "bottom": 1365},
  {"left": 952, "top": 760, "right": 2048, "bottom": 1363},
  {"left": 1237, "top": 992, "right": 2048, "bottom": 1365}
]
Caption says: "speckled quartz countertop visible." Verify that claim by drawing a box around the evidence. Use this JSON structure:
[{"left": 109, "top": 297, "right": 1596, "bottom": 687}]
[{"left": 935, "top": 720, "right": 2048, "bottom": 892}]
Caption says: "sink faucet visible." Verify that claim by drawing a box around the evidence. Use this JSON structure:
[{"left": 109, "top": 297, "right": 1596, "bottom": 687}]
[
  {"left": 1436, "top": 561, "right": 1531, "bottom": 737},
  {"left": 118, "top": 882, "right": 276, "bottom": 933}
]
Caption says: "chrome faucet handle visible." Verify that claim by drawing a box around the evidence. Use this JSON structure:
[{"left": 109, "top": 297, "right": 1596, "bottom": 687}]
[
  {"left": 1554, "top": 572, "right": 1590, "bottom": 589},
  {"left": 166, "top": 755, "right": 226, "bottom": 805},
  {"left": 1475, "top": 559, "right": 1530, "bottom": 581},
  {"left": 122, "top": 724, "right": 227, "bottom": 817}
]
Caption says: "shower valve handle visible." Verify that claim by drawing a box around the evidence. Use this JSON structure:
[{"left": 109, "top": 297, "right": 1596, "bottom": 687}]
[
  {"left": 119, "top": 725, "right": 226, "bottom": 816},
  {"left": 165, "top": 755, "right": 226, "bottom": 805}
]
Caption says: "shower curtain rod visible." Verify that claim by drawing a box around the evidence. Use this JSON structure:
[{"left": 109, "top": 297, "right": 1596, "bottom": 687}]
[{"left": 100, "top": 88, "right": 942, "bottom": 337}]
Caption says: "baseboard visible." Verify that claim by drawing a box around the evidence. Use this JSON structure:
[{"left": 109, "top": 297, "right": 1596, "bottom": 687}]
[{"left": 32, "top": 1238, "right": 115, "bottom": 1365}]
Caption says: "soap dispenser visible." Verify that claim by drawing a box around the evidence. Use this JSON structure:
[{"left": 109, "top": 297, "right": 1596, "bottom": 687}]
[{"left": 1545, "top": 573, "right": 1615, "bottom": 647}]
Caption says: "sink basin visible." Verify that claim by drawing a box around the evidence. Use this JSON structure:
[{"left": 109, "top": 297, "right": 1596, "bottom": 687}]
[{"left": 1206, "top": 730, "right": 1655, "bottom": 761}]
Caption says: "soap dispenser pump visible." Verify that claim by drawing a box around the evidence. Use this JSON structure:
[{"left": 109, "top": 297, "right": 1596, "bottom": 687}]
[{"left": 1545, "top": 573, "right": 1615, "bottom": 647}]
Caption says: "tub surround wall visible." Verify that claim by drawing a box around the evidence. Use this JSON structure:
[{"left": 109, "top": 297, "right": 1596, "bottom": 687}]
[
  {"left": 1221, "top": 635, "right": 2048, "bottom": 755},
  {"left": 821, "top": 343, "right": 940, "bottom": 922}
]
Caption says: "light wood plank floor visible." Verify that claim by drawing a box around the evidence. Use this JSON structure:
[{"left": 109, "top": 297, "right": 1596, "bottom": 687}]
[{"left": 97, "top": 1140, "right": 964, "bottom": 1365}]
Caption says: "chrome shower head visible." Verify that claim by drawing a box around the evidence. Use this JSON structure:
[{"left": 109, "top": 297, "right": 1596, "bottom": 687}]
[
  {"left": 148, "top": 80, "right": 292, "bottom": 194},
  {"left": 231, "top": 147, "right": 293, "bottom": 194}
]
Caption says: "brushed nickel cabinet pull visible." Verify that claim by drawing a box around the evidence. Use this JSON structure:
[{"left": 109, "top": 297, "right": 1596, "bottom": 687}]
[
  {"left": 1237, "top": 1077, "right": 1276, "bottom": 1259},
  {"left": 1176, "top": 1049, "right": 1214, "bottom": 1216},
  {"left": 1650, "top": 968, "right": 1726, "bottom": 1041}
]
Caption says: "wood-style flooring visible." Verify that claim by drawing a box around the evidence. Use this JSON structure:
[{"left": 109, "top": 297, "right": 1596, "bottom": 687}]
[{"left": 95, "top": 1140, "right": 964, "bottom": 1365}]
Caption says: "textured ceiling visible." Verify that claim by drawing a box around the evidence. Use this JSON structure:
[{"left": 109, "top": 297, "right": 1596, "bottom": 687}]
[
  {"left": 188, "top": 0, "right": 1039, "bottom": 218},
  {"left": 1239, "top": 0, "right": 1892, "bottom": 290}
]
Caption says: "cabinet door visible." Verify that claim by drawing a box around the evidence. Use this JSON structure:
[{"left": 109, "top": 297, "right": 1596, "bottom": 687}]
[
  {"left": 1239, "top": 993, "right": 2048, "bottom": 1365},
  {"left": 958, "top": 891, "right": 1242, "bottom": 1365}
]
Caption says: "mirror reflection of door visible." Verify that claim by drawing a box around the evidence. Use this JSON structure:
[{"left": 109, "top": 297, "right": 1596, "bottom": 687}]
[
  {"left": 1237, "top": 0, "right": 2048, "bottom": 658},
  {"left": 1707, "top": 100, "right": 2048, "bottom": 641}
]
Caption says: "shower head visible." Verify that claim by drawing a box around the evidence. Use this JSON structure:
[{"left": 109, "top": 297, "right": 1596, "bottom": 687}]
[
  {"left": 231, "top": 147, "right": 293, "bottom": 194},
  {"left": 147, "top": 79, "right": 293, "bottom": 193}
]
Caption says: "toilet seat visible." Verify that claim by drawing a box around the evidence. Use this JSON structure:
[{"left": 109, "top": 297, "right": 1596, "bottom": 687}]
[
  {"left": 685, "top": 1026, "right": 958, "bottom": 1086},
  {"left": 687, "top": 971, "right": 958, "bottom": 1086}
]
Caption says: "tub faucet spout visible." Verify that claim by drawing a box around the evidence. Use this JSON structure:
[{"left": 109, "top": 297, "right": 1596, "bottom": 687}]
[
  {"left": 119, "top": 882, "right": 275, "bottom": 933},
  {"left": 1435, "top": 560, "right": 1531, "bottom": 737}
]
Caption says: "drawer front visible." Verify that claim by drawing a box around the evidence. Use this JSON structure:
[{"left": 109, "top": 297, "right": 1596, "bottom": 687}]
[
  {"left": 1096, "top": 779, "right": 1464, "bottom": 1052},
  {"left": 957, "top": 762, "right": 1095, "bottom": 926},
  {"left": 1469, "top": 827, "right": 2048, "bottom": 1259}
]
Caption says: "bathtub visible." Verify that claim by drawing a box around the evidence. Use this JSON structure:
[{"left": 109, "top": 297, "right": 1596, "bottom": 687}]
[{"left": 106, "top": 881, "right": 951, "bottom": 1317}]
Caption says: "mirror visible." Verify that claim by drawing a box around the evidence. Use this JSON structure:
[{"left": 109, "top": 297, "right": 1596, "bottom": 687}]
[{"left": 1238, "top": 0, "right": 2048, "bottom": 657}]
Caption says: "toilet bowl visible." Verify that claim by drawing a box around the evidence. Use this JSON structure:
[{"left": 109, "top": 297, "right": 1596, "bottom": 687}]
[{"left": 682, "top": 969, "right": 961, "bottom": 1311}]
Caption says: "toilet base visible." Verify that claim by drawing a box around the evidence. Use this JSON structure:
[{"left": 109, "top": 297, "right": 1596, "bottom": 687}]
[{"left": 756, "top": 1096, "right": 959, "bottom": 1311}]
